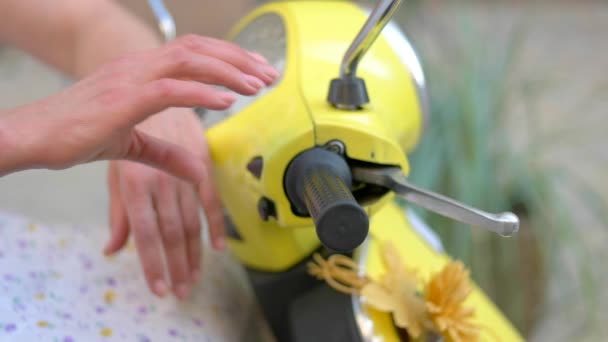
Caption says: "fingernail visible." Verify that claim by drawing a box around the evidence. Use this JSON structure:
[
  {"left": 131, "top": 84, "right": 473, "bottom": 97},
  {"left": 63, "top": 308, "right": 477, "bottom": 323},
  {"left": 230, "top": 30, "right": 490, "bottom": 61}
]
[
  {"left": 220, "top": 92, "right": 237, "bottom": 105},
  {"left": 248, "top": 51, "right": 268, "bottom": 63},
  {"left": 244, "top": 74, "right": 264, "bottom": 91},
  {"left": 176, "top": 283, "right": 190, "bottom": 300},
  {"left": 263, "top": 65, "right": 280, "bottom": 80},
  {"left": 154, "top": 280, "right": 168, "bottom": 297}
]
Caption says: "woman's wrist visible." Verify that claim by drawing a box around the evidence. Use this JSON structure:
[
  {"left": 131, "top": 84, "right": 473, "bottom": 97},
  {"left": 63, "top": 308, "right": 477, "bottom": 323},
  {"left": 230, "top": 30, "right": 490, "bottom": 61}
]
[
  {"left": 0, "top": 112, "right": 20, "bottom": 176},
  {"left": 0, "top": 109, "right": 41, "bottom": 176}
]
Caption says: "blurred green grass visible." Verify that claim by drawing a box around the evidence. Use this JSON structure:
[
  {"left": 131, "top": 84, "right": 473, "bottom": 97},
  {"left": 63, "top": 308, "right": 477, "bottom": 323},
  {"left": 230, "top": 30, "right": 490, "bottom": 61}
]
[{"left": 391, "top": 0, "right": 608, "bottom": 338}]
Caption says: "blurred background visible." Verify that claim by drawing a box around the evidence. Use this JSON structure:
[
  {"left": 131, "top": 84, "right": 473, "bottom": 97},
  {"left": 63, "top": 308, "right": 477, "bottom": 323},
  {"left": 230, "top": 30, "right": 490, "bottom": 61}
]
[
  {"left": 395, "top": 1, "right": 608, "bottom": 341},
  {"left": 0, "top": 0, "right": 606, "bottom": 341}
]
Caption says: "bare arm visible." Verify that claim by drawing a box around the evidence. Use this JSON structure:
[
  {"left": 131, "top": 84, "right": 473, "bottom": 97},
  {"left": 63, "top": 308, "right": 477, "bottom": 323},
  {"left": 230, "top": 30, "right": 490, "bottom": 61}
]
[
  {"left": 0, "top": 0, "right": 279, "bottom": 300},
  {"left": 0, "top": 0, "right": 161, "bottom": 78}
]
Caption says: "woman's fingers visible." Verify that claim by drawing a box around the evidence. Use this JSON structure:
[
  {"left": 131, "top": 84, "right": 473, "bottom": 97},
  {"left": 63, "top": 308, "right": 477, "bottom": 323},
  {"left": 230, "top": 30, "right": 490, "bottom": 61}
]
[
  {"left": 104, "top": 162, "right": 131, "bottom": 255},
  {"left": 130, "top": 79, "right": 236, "bottom": 123},
  {"left": 199, "top": 185, "right": 225, "bottom": 252},
  {"left": 154, "top": 177, "right": 192, "bottom": 300},
  {"left": 101, "top": 78, "right": 235, "bottom": 135},
  {"left": 167, "top": 35, "right": 279, "bottom": 85},
  {"left": 123, "top": 129, "right": 204, "bottom": 185},
  {"left": 145, "top": 47, "right": 266, "bottom": 96},
  {"left": 247, "top": 51, "right": 269, "bottom": 64},
  {"left": 120, "top": 178, "right": 168, "bottom": 297},
  {"left": 178, "top": 185, "right": 203, "bottom": 283},
  {"left": 196, "top": 146, "right": 225, "bottom": 251}
]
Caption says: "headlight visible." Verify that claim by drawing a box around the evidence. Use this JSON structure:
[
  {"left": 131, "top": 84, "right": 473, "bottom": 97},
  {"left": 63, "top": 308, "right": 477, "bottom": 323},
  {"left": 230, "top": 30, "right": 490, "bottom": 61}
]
[{"left": 196, "top": 13, "right": 287, "bottom": 128}]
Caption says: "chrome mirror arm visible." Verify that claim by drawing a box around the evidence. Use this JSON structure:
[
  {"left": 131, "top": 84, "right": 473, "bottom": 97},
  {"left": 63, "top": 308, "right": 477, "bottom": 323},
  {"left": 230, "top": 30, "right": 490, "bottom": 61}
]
[
  {"left": 327, "top": 0, "right": 402, "bottom": 110},
  {"left": 146, "top": 0, "right": 176, "bottom": 42},
  {"left": 340, "top": 0, "right": 402, "bottom": 79}
]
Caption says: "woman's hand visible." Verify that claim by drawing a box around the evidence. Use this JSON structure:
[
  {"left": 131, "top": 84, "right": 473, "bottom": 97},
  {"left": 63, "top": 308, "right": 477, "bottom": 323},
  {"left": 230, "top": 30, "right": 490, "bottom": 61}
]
[
  {"left": 0, "top": 34, "right": 276, "bottom": 178},
  {"left": 105, "top": 107, "right": 224, "bottom": 301},
  {"left": 99, "top": 36, "right": 279, "bottom": 301},
  {"left": 0, "top": 34, "right": 278, "bottom": 300}
]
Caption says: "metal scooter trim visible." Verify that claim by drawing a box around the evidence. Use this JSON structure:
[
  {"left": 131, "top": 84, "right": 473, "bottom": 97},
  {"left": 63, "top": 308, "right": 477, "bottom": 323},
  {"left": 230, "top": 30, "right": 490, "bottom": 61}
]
[
  {"left": 146, "top": 0, "right": 176, "bottom": 42},
  {"left": 339, "top": 0, "right": 403, "bottom": 79},
  {"left": 352, "top": 166, "right": 520, "bottom": 237}
]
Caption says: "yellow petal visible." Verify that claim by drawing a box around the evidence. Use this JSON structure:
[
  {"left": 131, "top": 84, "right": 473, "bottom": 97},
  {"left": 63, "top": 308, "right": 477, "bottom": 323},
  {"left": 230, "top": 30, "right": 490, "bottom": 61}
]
[
  {"left": 394, "top": 308, "right": 422, "bottom": 338},
  {"left": 393, "top": 293, "right": 426, "bottom": 338},
  {"left": 424, "top": 260, "right": 479, "bottom": 342},
  {"left": 307, "top": 253, "right": 368, "bottom": 294},
  {"left": 361, "top": 282, "right": 395, "bottom": 312},
  {"left": 380, "top": 240, "right": 402, "bottom": 272}
]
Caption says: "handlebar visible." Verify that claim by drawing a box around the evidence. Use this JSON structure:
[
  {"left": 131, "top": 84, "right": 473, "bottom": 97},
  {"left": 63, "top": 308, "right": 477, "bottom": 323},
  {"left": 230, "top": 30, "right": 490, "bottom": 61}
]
[{"left": 284, "top": 148, "right": 369, "bottom": 252}]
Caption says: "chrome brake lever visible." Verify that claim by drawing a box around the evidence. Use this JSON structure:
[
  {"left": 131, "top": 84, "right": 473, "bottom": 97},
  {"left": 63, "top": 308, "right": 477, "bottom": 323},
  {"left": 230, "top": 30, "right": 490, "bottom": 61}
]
[{"left": 352, "top": 166, "right": 520, "bottom": 237}]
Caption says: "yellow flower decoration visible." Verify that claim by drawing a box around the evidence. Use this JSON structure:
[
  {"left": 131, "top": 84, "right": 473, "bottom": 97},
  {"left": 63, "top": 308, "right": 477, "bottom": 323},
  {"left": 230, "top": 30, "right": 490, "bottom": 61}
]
[
  {"left": 306, "top": 240, "right": 480, "bottom": 341},
  {"left": 424, "top": 260, "right": 479, "bottom": 342},
  {"left": 307, "top": 253, "right": 368, "bottom": 295},
  {"left": 360, "top": 241, "right": 427, "bottom": 339}
]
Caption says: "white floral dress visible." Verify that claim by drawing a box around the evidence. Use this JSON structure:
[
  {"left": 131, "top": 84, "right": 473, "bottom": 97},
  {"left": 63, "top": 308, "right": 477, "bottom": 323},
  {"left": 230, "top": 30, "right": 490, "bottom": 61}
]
[{"left": 0, "top": 211, "right": 273, "bottom": 342}]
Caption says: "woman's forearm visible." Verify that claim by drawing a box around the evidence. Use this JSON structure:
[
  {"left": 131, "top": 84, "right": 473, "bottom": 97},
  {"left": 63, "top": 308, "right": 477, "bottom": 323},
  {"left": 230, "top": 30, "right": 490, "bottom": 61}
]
[
  {"left": 0, "top": 33, "right": 276, "bottom": 179},
  {"left": 0, "top": 0, "right": 163, "bottom": 79},
  {"left": 67, "top": 1, "right": 164, "bottom": 78}
]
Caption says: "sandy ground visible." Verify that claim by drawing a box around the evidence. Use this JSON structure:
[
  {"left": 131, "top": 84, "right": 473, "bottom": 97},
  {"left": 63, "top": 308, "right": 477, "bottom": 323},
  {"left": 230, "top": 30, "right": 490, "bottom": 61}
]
[{"left": 1, "top": 1, "right": 607, "bottom": 341}]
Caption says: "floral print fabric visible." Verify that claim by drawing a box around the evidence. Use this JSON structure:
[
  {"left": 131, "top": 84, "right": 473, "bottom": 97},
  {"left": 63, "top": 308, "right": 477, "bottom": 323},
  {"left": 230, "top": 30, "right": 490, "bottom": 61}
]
[{"left": 0, "top": 211, "right": 272, "bottom": 342}]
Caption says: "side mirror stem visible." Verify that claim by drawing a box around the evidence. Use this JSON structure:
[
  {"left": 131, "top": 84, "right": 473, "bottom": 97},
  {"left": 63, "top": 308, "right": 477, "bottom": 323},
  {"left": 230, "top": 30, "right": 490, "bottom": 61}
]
[
  {"left": 327, "top": 0, "right": 403, "bottom": 110},
  {"left": 146, "top": 0, "right": 176, "bottom": 42}
]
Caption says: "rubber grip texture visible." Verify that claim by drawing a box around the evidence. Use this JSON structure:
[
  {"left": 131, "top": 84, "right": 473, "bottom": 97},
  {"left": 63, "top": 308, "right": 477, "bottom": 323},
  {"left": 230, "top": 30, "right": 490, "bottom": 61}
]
[{"left": 284, "top": 148, "right": 368, "bottom": 252}]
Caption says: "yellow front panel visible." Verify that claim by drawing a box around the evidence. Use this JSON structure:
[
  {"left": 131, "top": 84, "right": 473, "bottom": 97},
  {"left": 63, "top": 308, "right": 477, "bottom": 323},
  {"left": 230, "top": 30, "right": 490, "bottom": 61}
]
[
  {"left": 206, "top": 4, "right": 323, "bottom": 270},
  {"left": 207, "top": 1, "right": 426, "bottom": 270},
  {"left": 289, "top": 1, "right": 422, "bottom": 168}
]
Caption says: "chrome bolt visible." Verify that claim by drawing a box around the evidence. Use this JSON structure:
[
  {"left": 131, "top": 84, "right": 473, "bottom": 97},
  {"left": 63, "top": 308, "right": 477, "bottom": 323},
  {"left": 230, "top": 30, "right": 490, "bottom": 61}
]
[{"left": 325, "top": 140, "right": 346, "bottom": 155}]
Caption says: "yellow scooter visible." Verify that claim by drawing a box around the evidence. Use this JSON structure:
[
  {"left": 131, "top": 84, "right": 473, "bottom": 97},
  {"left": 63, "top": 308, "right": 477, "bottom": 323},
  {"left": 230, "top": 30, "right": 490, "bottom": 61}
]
[{"left": 148, "top": 0, "right": 524, "bottom": 341}]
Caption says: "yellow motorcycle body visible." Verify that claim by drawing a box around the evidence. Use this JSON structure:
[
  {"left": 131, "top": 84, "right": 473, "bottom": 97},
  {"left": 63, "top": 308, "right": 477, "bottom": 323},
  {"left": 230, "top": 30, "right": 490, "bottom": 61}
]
[{"left": 199, "top": 1, "right": 523, "bottom": 341}]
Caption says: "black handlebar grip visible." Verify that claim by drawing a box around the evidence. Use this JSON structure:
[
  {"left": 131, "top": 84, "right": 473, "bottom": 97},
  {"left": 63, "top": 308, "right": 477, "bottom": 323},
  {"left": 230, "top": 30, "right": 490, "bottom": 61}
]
[
  {"left": 301, "top": 169, "right": 369, "bottom": 252},
  {"left": 284, "top": 148, "right": 369, "bottom": 252}
]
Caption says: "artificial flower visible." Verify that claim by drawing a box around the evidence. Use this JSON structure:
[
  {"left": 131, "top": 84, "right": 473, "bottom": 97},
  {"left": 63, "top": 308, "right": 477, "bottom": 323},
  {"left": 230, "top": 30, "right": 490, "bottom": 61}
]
[
  {"left": 424, "top": 260, "right": 479, "bottom": 342},
  {"left": 360, "top": 241, "right": 427, "bottom": 338},
  {"left": 307, "top": 252, "right": 368, "bottom": 295}
]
